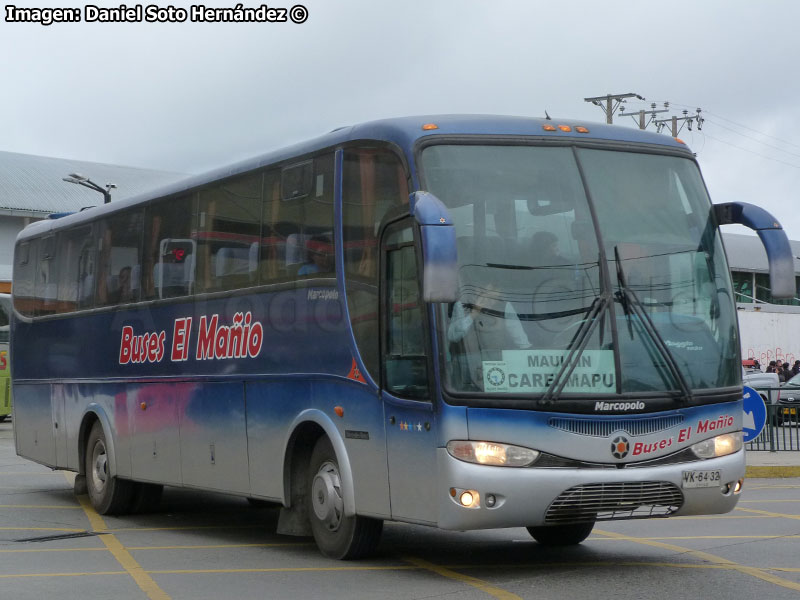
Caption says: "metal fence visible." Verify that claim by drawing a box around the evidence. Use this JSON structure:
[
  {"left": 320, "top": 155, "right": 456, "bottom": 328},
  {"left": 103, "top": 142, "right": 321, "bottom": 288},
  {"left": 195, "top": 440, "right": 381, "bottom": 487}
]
[{"left": 745, "top": 401, "right": 800, "bottom": 451}]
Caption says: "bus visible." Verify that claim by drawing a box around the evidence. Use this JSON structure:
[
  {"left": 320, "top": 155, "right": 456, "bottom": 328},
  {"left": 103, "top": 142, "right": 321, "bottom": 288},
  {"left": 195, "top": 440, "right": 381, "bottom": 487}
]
[
  {"left": 11, "top": 115, "right": 794, "bottom": 559},
  {"left": 0, "top": 294, "right": 11, "bottom": 422}
]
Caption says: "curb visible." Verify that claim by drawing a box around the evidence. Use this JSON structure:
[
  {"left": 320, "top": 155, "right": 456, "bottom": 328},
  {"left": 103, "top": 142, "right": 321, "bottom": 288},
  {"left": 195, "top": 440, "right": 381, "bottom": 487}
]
[{"left": 746, "top": 465, "right": 800, "bottom": 478}]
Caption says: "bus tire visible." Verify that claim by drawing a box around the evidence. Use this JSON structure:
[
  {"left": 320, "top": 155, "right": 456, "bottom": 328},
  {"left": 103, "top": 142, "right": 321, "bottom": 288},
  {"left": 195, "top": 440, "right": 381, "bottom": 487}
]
[
  {"left": 526, "top": 521, "right": 595, "bottom": 546},
  {"left": 0, "top": 415, "right": 6, "bottom": 423},
  {"left": 307, "top": 436, "right": 382, "bottom": 560},
  {"left": 85, "top": 421, "right": 135, "bottom": 515}
]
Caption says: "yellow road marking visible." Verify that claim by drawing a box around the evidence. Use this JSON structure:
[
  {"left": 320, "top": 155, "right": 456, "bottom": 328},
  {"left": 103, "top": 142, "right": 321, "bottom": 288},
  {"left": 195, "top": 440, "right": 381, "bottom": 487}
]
[
  {"left": 735, "top": 507, "right": 800, "bottom": 520},
  {"left": 404, "top": 556, "right": 522, "bottom": 600},
  {"left": 75, "top": 493, "right": 171, "bottom": 600},
  {"left": 0, "top": 547, "right": 107, "bottom": 554},
  {"left": 0, "top": 504, "right": 83, "bottom": 509},
  {"left": 4, "top": 559, "right": 800, "bottom": 582},
  {"left": 0, "top": 571, "right": 126, "bottom": 579},
  {"left": 125, "top": 543, "right": 313, "bottom": 550},
  {"left": 0, "top": 472, "right": 65, "bottom": 476},
  {"left": 109, "top": 525, "right": 253, "bottom": 532},
  {"left": 595, "top": 528, "right": 800, "bottom": 592},
  {"left": 0, "top": 527, "right": 84, "bottom": 532},
  {"left": 740, "top": 499, "right": 800, "bottom": 503}
]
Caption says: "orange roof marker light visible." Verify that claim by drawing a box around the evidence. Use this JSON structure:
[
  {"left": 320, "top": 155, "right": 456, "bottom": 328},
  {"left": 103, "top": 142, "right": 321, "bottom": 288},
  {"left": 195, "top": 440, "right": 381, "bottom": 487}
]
[
  {"left": 542, "top": 124, "right": 556, "bottom": 131},
  {"left": 422, "top": 123, "right": 439, "bottom": 131},
  {"left": 575, "top": 126, "right": 590, "bottom": 134},
  {"left": 557, "top": 125, "right": 572, "bottom": 132},
  {"left": 675, "top": 138, "right": 686, "bottom": 145}
]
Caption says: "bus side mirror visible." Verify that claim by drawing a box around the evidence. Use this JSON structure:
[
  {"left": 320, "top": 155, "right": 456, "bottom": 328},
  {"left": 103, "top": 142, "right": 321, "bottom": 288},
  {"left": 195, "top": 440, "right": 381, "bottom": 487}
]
[
  {"left": 714, "top": 202, "right": 795, "bottom": 299},
  {"left": 409, "top": 192, "right": 458, "bottom": 303}
]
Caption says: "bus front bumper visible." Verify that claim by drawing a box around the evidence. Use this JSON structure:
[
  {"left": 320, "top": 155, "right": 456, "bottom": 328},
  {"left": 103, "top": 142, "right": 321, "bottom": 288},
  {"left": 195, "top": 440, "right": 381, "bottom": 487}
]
[{"left": 435, "top": 448, "right": 746, "bottom": 530}]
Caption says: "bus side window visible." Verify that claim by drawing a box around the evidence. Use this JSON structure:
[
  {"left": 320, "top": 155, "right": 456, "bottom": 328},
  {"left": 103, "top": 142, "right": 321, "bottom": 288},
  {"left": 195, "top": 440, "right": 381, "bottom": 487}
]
[
  {"left": 34, "top": 236, "right": 57, "bottom": 316},
  {"left": 143, "top": 195, "right": 195, "bottom": 300},
  {"left": 13, "top": 240, "right": 37, "bottom": 317},
  {"left": 262, "top": 154, "right": 335, "bottom": 283},
  {"left": 196, "top": 172, "right": 262, "bottom": 293},
  {"left": 56, "top": 225, "right": 95, "bottom": 313},
  {"left": 96, "top": 210, "right": 143, "bottom": 307}
]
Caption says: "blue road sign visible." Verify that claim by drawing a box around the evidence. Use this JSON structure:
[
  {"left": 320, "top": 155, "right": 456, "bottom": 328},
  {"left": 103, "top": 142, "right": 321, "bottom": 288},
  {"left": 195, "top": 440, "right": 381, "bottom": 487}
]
[{"left": 742, "top": 385, "right": 767, "bottom": 443}]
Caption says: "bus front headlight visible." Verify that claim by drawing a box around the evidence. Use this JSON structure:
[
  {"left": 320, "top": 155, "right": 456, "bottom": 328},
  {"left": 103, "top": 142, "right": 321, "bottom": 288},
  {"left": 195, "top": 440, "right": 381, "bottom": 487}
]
[
  {"left": 446, "top": 440, "right": 539, "bottom": 467},
  {"left": 691, "top": 432, "right": 743, "bottom": 459}
]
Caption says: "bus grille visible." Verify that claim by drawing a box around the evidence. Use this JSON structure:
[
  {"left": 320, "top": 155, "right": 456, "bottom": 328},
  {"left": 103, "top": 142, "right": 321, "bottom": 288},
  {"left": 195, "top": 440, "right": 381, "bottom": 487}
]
[
  {"left": 548, "top": 415, "right": 684, "bottom": 437},
  {"left": 544, "top": 481, "right": 684, "bottom": 524}
]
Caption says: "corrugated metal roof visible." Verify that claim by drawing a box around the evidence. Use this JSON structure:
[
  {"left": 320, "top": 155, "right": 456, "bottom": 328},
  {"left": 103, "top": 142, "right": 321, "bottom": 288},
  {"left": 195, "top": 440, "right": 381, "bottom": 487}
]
[
  {"left": 722, "top": 231, "right": 800, "bottom": 274},
  {"left": 0, "top": 150, "right": 187, "bottom": 215}
]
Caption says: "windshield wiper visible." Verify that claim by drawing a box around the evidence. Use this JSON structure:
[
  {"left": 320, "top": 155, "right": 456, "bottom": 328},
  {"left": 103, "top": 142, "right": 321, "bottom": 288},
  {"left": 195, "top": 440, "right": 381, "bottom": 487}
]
[
  {"left": 613, "top": 246, "right": 693, "bottom": 404},
  {"left": 539, "top": 293, "right": 610, "bottom": 406}
]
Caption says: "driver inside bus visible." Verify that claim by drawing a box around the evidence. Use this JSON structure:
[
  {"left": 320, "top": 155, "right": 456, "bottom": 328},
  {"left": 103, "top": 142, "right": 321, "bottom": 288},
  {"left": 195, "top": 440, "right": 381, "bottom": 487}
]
[{"left": 447, "top": 283, "right": 530, "bottom": 389}]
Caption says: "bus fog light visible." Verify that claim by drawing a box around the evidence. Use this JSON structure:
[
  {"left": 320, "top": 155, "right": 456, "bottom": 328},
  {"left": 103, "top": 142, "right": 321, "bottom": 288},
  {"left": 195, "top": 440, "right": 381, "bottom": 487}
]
[
  {"left": 734, "top": 479, "right": 743, "bottom": 494},
  {"left": 690, "top": 432, "right": 743, "bottom": 459},
  {"left": 459, "top": 490, "right": 479, "bottom": 508},
  {"left": 485, "top": 494, "right": 496, "bottom": 507},
  {"left": 446, "top": 440, "right": 539, "bottom": 467}
]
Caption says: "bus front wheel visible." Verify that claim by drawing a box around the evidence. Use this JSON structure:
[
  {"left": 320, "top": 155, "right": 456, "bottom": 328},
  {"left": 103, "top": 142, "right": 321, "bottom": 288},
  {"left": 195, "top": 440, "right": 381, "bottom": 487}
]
[
  {"left": 307, "top": 436, "right": 382, "bottom": 559},
  {"left": 526, "top": 521, "right": 595, "bottom": 546},
  {"left": 85, "top": 421, "right": 135, "bottom": 515}
]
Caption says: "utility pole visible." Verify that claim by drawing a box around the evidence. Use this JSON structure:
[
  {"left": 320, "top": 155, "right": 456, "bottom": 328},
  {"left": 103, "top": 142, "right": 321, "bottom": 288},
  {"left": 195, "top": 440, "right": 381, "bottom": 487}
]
[
  {"left": 619, "top": 102, "right": 671, "bottom": 130},
  {"left": 584, "top": 93, "right": 644, "bottom": 124},
  {"left": 654, "top": 109, "right": 704, "bottom": 137}
]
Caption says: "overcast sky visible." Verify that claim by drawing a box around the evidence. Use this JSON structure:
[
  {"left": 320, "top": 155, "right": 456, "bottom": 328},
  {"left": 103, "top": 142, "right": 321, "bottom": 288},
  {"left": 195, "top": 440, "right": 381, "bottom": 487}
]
[{"left": 2, "top": 0, "right": 800, "bottom": 238}]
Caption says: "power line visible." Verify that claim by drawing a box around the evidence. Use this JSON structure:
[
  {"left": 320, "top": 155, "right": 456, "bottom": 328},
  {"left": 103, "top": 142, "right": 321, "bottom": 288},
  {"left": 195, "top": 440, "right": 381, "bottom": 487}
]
[
  {"left": 700, "top": 132, "right": 800, "bottom": 170},
  {"left": 703, "top": 117, "right": 800, "bottom": 160}
]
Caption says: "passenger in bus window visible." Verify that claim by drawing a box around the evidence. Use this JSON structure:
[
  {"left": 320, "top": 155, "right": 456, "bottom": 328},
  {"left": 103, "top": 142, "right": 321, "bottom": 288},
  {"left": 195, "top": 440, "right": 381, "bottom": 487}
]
[
  {"left": 298, "top": 235, "right": 333, "bottom": 276},
  {"left": 117, "top": 266, "right": 133, "bottom": 303},
  {"left": 531, "top": 231, "right": 568, "bottom": 266}
]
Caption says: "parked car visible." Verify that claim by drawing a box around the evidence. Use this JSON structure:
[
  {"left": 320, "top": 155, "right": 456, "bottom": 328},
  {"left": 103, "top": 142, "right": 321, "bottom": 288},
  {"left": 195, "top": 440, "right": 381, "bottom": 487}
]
[{"left": 779, "top": 373, "right": 800, "bottom": 424}]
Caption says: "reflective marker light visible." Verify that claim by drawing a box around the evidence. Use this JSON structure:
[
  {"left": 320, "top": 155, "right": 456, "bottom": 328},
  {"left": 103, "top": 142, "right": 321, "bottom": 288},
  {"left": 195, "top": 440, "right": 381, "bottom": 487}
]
[
  {"left": 690, "top": 432, "right": 743, "bottom": 459},
  {"left": 446, "top": 440, "right": 539, "bottom": 467}
]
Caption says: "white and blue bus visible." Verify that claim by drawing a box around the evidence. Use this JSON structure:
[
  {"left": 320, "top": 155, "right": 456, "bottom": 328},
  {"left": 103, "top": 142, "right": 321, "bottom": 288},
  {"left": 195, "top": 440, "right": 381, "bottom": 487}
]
[{"left": 11, "top": 115, "right": 794, "bottom": 558}]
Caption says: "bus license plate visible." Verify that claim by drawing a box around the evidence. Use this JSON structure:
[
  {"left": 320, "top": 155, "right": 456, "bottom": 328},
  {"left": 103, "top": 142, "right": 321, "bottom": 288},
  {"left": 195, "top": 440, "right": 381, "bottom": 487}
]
[{"left": 682, "top": 470, "right": 721, "bottom": 488}]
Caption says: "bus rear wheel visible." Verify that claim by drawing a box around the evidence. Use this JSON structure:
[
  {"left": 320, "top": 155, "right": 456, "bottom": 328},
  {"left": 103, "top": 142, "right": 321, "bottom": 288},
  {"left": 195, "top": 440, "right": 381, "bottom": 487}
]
[
  {"left": 526, "top": 521, "right": 595, "bottom": 546},
  {"left": 307, "top": 437, "right": 382, "bottom": 559},
  {"left": 85, "top": 421, "right": 135, "bottom": 515}
]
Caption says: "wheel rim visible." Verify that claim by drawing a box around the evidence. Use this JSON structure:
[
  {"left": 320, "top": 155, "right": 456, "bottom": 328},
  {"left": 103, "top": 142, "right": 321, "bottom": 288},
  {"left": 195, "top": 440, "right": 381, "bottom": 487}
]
[
  {"left": 90, "top": 439, "right": 108, "bottom": 493},
  {"left": 311, "top": 460, "right": 344, "bottom": 532}
]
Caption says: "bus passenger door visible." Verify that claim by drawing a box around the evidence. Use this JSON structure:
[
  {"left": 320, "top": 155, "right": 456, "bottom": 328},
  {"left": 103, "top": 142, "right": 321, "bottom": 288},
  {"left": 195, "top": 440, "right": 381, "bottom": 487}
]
[{"left": 381, "top": 221, "right": 438, "bottom": 524}]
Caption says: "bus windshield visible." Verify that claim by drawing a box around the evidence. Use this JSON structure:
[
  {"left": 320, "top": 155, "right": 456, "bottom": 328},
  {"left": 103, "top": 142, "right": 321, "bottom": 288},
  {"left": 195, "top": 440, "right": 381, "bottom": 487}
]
[{"left": 421, "top": 144, "right": 738, "bottom": 399}]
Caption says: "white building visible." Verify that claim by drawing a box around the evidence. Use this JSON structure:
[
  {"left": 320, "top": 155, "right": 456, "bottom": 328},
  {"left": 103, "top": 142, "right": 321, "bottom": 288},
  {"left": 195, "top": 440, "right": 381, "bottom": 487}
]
[{"left": 0, "top": 150, "right": 185, "bottom": 292}]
